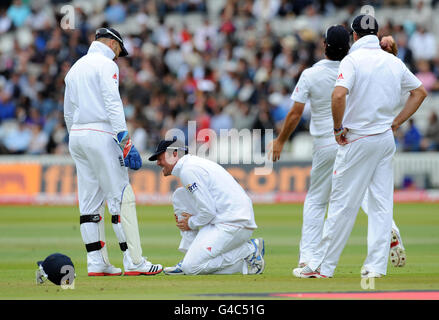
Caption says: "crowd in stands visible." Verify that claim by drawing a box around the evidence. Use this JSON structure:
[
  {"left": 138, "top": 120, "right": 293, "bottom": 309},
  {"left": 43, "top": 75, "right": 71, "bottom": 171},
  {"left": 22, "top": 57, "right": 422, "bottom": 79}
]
[{"left": 0, "top": 0, "right": 439, "bottom": 156}]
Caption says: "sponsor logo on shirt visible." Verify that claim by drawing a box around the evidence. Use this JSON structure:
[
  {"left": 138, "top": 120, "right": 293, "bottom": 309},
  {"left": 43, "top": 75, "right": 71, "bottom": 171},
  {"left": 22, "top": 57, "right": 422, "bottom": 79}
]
[
  {"left": 337, "top": 73, "right": 344, "bottom": 80},
  {"left": 186, "top": 182, "right": 198, "bottom": 193},
  {"left": 112, "top": 73, "right": 118, "bottom": 80}
]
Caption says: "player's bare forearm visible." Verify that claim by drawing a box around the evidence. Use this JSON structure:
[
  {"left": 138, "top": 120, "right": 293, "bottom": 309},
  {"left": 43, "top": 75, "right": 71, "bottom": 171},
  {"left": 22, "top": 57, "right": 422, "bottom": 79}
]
[
  {"left": 278, "top": 102, "right": 305, "bottom": 143},
  {"left": 332, "top": 87, "right": 349, "bottom": 145},
  {"left": 332, "top": 87, "right": 347, "bottom": 129},
  {"left": 270, "top": 102, "right": 305, "bottom": 162},
  {"left": 392, "top": 85, "right": 428, "bottom": 132}
]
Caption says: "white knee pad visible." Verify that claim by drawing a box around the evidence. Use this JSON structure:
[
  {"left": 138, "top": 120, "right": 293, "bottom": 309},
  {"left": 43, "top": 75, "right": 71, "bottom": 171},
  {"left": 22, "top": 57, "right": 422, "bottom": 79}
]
[
  {"left": 80, "top": 203, "right": 109, "bottom": 265},
  {"left": 120, "top": 184, "right": 143, "bottom": 265}
]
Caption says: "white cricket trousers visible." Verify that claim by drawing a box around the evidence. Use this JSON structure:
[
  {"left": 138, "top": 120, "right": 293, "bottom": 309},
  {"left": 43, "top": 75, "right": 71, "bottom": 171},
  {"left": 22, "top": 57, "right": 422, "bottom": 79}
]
[
  {"left": 300, "top": 136, "right": 402, "bottom": 265},
  {"left": 68, "top": 123, "right": 130, "bottom": 268},
  {"left": 172, "top": 187, "right": 254, "bottom": 275},
  {"left": 68, "top": 125, "right": 129, "bottom": 215},
  {"left": 308, "top": 130, "right": 396, "bottom": 277},
  {"left": 299, "top": 136, "right": 337, "bottom": 264}
]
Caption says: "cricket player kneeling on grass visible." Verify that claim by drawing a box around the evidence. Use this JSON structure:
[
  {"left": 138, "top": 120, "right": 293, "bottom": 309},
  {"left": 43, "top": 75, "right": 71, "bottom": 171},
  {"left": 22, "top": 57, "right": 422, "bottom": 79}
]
[{"left": 148, "top": 138, "right": 265, "bottom": 275}]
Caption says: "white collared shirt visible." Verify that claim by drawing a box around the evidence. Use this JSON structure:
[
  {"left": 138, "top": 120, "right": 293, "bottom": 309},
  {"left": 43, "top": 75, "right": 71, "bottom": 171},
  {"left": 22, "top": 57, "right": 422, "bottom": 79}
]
[
  {"left": 64, "top": 41, "right": 127, "bottom": 134},
  {"left": 171, "top": 154, "right": 258, "bottom": 230},
  {"left": 291, "top": 59, "right": 341, "bottom": 137},
  {"left": 335, "top": 35, "right": 422, "bottom": 135}
]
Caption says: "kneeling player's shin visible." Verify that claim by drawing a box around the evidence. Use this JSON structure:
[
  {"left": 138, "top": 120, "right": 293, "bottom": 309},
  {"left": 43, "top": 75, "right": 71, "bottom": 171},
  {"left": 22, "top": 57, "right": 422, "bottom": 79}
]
[{"left": 120, "top": 184, "right": 143, "bottom": 265}]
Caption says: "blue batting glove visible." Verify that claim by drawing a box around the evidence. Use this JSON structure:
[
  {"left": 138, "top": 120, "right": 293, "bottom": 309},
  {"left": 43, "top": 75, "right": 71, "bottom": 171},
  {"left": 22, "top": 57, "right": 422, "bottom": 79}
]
[
  {"left": 115, "top": 131, "right": 142, "bottom": 170},
  {"left": 124, "top": 145, "right": 142, "bottom": 170}
]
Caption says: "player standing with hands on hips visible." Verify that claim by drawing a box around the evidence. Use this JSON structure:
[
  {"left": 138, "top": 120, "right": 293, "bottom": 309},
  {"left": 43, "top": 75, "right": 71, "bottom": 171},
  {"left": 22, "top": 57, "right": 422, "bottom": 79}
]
[
  {"left": 294, "top": 15, "right": 427, "bottom": 278},
  {"left": 270, "top": 26, "right": 407, "bottom": 270},
  {"left": 64, "top": 28, "right": 163, "bottom": 276}
]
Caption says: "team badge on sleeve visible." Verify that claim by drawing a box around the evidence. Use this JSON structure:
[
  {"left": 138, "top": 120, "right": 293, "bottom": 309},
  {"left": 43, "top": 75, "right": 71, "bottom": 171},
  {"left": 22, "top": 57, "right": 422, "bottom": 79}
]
[{"left": 186, "top": 182, "right": 198, "bottom": 193}]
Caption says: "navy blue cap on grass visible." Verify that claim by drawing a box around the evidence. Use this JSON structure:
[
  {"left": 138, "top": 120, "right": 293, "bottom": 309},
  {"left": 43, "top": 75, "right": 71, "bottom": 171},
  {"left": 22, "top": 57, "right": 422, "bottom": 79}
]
[
  {"left": 148, "top": 136, "right": 188, "bottom": 161},
  {"left": 95, "top": 27, "right": 129, "bottom": 57},
  {"left": 351, "top": 15, "right": 379, "bottom": 36},
  {"left": 37, "top": 253, "right": 75, "bottom": 285},
  {"left": 325, "top": 25, "right": 350, "bottom": 51}
]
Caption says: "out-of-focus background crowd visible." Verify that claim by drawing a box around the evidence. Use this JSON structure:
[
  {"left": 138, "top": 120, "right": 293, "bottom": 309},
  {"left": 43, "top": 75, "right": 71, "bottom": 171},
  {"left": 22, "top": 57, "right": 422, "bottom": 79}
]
[{"left": 0, "top": 0, "right": 438, "bottom": 157}]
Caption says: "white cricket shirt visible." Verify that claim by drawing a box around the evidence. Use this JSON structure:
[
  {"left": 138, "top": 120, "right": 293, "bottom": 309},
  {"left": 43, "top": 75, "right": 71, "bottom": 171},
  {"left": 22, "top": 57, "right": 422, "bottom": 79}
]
[
  {"left": 64, "top": 41, "right": 127, "bottom": 135},
  {"left": 291, "top": 59, "right": 341, "bottom": 137},
  {"left": 335, "top": 35, "right": 422, "bottom": 135},
  {"left": 171, "top": 154, "right": 258, "bottom": 230}
]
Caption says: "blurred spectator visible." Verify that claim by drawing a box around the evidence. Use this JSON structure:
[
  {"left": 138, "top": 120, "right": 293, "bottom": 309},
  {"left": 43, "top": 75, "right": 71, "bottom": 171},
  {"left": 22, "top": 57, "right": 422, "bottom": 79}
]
[
  {"left": 0, "top": 8, "right": 12, "bottom": 34},
  {"left": 396, "top": 33, "right": 415, "bottom": 70},
  {"left": 6, "top": 0, "right": 30, "bottom": 28},
  {"left": 252, "top": 0, "right": 281, "bottom": 20},
  {"left": 415, "top": 60, "right": 439, "bottom": 92},
  {"left": 422, "top": 112, "right": 439, "bottom": 151},
  {"left": 409, "top": 0, "right": 433, "bottom": 30},
  {"left": 131, "top": 119, "right": 148, "bottom": 153},
  {"left": 27, "top": 123, "right": 48, "bottom": 154},
  {"left": 409, "top": 25, "right": 437, "bottom": 61},
  {"left": 2, "top": 121, "right": 31, "bottom": 154},
  {"left": 105, "top": 0, "right": 127, "bottom": 24},
  {"left": 210, "top": 105, "right": 233, "bottom": 134},
  {"left": 403, "top": 118, "right": 423, "bottom": 151},
  {"left": 0, "top": 95, "right": 16, "bottom": 122}
]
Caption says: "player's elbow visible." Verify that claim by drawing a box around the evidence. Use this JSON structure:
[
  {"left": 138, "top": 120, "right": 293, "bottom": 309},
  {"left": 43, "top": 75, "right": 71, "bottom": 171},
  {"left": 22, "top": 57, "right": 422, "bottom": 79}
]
[
  {"left": 417, "top": 85, "right": 428, "bottom": 99},
  {"left": 332, "top": 88, "right": 347, "bottom": 103}
]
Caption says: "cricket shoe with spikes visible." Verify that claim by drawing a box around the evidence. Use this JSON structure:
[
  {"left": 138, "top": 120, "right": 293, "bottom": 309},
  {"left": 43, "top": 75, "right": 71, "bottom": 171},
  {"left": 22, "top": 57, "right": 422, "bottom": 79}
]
[
  {"left": 245, "top": 238, "right": 265, "bottom": 275},
  {"left": 292, "top": 265, "right": 328, "bottom": 278},
  {"left": 390, "top": 229, "right": 406, "bottom": 267},
  {"left": 88, "top": 264, "right": 122, "bottom": 276},
  {"left": 164, "top": 261, "right": 184, "bottom": 275}
]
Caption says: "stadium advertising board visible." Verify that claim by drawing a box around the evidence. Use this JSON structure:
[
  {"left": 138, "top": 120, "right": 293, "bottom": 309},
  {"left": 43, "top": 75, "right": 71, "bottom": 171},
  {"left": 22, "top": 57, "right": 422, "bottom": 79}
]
[{"left": 0, "top": 162, "right": 438, "bottom": 204}]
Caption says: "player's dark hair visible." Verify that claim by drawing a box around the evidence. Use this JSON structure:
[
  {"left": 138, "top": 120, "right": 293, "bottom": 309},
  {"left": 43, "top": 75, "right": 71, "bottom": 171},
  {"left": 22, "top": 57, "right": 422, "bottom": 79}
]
[{"left": 325, "top": 42, "right": 349, "bottom": 61}]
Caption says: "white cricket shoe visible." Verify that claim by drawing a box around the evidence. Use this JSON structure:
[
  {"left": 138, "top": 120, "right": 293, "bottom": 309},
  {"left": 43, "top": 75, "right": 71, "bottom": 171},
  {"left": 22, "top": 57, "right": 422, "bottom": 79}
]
[
  {"left": 88, "top": 264, "right": 122, "bottom": 276},
  {"left": 245, "top": 238, "right": 265, "bottom": 275},
  {"left": 360, "top": 267, "right": 383, "bottom": 278},
  {"left": 293, "top": 265, "right": 328, "bottom": 278},
  {"left": 390, "top": 229, "right": 406, "bottom": 267},
  {"left": 124, "top": 258, "right": 163, "bottom": 276},
  {"left": 164, "top": 261, "right": 184, "bottom": 275}
]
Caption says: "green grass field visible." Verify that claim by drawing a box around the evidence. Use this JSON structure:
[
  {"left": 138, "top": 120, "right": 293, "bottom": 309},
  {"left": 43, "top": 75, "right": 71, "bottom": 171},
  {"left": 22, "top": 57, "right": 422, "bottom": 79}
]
[{"left": 0, "top": 203, "right": 438, "bottom": 300}]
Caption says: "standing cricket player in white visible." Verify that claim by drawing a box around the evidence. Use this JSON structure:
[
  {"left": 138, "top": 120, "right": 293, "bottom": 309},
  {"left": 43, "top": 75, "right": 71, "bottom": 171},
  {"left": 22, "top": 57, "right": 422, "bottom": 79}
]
[
  {"left": 64, "top": 28, "right": 162, "bottom": 276},
  {"left": 293, "top": 15, "right": 427, "bottom": 278},
  {"left": 270, "top": 25, "right": 407, "bottom": 270},
  {"left": 148, "top": 138, "right": 265, "bottom": 275}
]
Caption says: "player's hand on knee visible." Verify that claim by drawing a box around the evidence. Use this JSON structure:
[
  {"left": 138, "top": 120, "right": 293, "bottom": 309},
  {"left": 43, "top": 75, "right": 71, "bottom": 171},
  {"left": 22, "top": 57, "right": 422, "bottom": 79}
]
[{"left": 177, "top": 213, "right": 192, "bottom": 231}]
